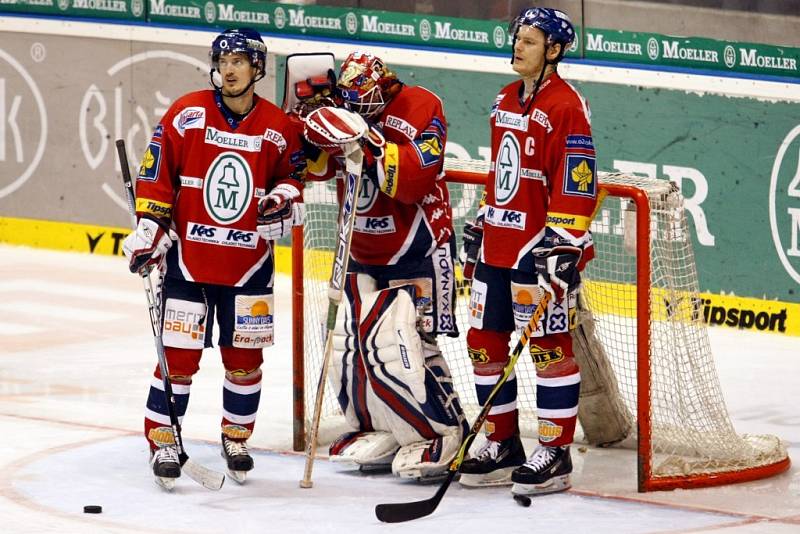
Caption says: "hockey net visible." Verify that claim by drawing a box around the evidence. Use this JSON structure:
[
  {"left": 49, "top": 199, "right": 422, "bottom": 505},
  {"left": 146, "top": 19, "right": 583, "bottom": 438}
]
[{"left": 291, "top": 157, "right": 789, "bottom": 491}]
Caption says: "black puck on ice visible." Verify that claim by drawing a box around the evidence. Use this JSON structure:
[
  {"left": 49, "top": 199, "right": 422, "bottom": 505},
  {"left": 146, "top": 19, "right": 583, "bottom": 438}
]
[
  {"left": 83, "top": 505, "right": 102, "bottom": 514},
  {"left": 513, "top": 494, "right": 532, "bottom": 507}
]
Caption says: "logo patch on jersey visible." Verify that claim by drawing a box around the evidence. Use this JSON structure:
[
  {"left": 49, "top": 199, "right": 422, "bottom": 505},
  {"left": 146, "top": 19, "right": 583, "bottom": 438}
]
[
  {"left": 494, "top": 110, "right": 529, "bottom": 132},
  {"left": 138, "top": 142, "right": 161, "bottom": 182},
  {"left": 186, "top": 221, "right": 258, "bottom": 249},
  {"left": 494, "top": 132, "right": 521, "bottom": 206},
  {"left": 413, "top": 132, "right": 443, "bottom": 168},
  {"left": 530, "top": 108, "right": 552, "bottom": 132},
  {"left": 485, "top": 206, "right": 526, "bottom": 230},
  {"left": 356, "top": 176, "right": 378, "bottom": 213},
  {"left": 173, "top": 107, "right": 205, "bottom": 136},
  {"left": 563, "top": 154, "right": 596, "bottom": 198},
  {"left": 152, "top": 123, "right": 164, "bottom": 139},
  {"left": 490, "top": 93, "right": 504, "bottom": 118},
  {"left": 354, "top": 215, "right": 396, "bottom": 234},
  {"left": 468, "top": 278, "right": 488, "bottom": 329},
  {"left": 385, "top": 115, "right": 418, "bottom": 140},
  {"left": 566, "top": 134, "right": 594, "bottom": 150},
  {"left": 204, "top": 127, "right": 262, "bottom": 152},
  {"left": 203, "top": 152, "right": 253, "bottom": 225},
  {"left": 263, "top": 129, "right": 287, "bottom": 152}
]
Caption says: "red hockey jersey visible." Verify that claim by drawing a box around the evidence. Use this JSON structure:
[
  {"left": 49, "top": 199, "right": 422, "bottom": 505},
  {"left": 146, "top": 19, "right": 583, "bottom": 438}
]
[
  {"left": 309, "top": 85, "right": 452, "bottom": 266},
  {"left": 134, "top": 90, "right": 305, "bottom": 286},
  {"left": 481, "top": 73, "right": 597, "bottom": 272}
]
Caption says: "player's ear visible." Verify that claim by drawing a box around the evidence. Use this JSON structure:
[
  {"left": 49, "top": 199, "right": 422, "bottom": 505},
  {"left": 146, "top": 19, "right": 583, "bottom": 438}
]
[{"left": 547, "top": 42, "right": 563, "bottom": 62}]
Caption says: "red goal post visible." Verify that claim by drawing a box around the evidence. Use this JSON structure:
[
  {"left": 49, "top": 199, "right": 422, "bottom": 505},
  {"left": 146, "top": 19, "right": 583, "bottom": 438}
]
[{"left": 292, "top": 157, "right": 790, "bottom": 492}]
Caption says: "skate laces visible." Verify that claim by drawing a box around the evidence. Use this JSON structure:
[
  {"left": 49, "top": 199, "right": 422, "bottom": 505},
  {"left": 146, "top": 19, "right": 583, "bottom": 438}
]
[
  {"left": 524, "top": 445, "right": 557, "bottom": 471},
  {"left": 223, "top": 437, "right": 250, "bottom": 457},
  {"left": 154, "top": 445, "right": 179, "bottom": 464},
  {"left": 474, "top": 439, "right": 502, "bottom": 461}
]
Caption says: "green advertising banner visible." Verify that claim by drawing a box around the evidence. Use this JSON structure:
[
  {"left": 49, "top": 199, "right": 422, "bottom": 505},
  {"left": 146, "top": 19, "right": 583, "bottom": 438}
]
[
  {"left": 4, "top": 1, "right": 799, "bottom": 79},
  {"left": 0, "top": 0, "right": 146, "bottom": 20}
]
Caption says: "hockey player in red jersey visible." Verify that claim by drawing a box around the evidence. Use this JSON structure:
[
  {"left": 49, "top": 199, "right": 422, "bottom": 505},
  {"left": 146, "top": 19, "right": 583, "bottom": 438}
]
[
  {"left": 458, "top": 8, "right": 598, "bottom": 497},
  {"left": 122, "top": 28, "right": 306, "bottom": 489},
  {"left": 299, "top": 51, "right": 467, "bottom": 481}
]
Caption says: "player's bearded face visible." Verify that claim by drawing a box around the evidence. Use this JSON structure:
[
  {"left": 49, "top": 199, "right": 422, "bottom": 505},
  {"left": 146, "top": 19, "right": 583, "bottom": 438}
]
[
  {"left": 218, "top": 52, "right": 256, "bottom": 97},
  {"left": 512, "top": 26, "right": 549, "bottom": 79}
]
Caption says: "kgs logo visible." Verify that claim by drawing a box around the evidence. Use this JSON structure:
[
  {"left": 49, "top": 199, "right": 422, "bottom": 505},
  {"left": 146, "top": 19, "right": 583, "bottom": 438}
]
[
  {"left": 190, "top": 224, "right": 216, "bottom": 238},
  {"left": 227, "top": 229, "right": 253, "bottom": 243},
  {"left": 486, "top": 206, "right": 526, "bottom": 230},
  {"left": 356, "top": 215, "right": 395, "bottom": 234}
]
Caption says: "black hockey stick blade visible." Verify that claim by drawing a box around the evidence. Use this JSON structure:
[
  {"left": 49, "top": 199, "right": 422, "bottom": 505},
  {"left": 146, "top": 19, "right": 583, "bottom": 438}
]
[{"left": 375, "top": 470, "right": 456, "bottom": 523}]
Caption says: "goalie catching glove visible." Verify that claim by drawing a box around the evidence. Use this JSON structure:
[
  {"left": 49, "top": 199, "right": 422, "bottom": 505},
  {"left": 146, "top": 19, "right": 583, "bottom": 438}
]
[
  {"left": 257, "top": 183, "right": 304, "bottom": 241},
  {"left": 122, "top": 215, "right": 177, "bottom": 273},
  {"left": 303, "top": 106, "right": 385, "bottom": 159}
]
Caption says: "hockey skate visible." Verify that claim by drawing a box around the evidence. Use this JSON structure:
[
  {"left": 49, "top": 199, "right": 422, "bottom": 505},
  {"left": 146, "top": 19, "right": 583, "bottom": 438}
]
[
  {"left": 221, "top": 434, "right": 254, "bottom": 484},
  {"left": 150, "top": 445, "right": 181, "bottom": 491},
  {"left": 511, "top": 445, "right": 572, "bottom": 496},
  {"left": 459, "top": 435, "right": 525, "bottom": 487}
]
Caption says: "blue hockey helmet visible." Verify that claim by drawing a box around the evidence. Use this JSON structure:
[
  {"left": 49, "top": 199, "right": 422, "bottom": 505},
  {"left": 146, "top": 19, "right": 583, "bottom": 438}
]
[
  {"left": 509, "top": 7, "right": 575, "bottom": 59},
  {"left": 210, "top": 28, "right": 267, "bottom": 79}
]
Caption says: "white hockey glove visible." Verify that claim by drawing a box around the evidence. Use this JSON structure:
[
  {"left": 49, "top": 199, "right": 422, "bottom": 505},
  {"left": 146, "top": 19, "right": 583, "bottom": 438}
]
[
  {"left": 257, "top": 183, "right": 304, "bottom": 241},
  {"left": 303, "top": 106, "right": 384, "bottom": 158},
  {"left": 534, "top": 244, "right": 582, "bottom": 301},
  {"left": 122, "top": 216, "right": 177, "bottom": 273}
]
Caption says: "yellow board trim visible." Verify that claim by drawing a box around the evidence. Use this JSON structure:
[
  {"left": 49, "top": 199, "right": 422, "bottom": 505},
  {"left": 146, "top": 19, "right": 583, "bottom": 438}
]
[{"left": 2, "top": 216, "right": 799, "bottom": 337}]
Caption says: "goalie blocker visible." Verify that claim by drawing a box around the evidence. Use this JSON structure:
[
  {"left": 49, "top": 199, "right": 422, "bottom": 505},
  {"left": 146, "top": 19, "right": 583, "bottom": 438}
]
[{"left": 328, "top": 274, "right": 468, "bottom": 480}]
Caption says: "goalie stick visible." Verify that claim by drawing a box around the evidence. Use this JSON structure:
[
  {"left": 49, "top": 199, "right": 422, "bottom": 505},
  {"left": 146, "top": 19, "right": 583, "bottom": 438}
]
[
  {"left": 116, "top": 139, "right": 225, "bottom": 491},
  {"left": 300, "top": 143, "right": 365, "bottom": 489},
  {"left": 375, "top": 291, "right": 552, "bottom": 523}
]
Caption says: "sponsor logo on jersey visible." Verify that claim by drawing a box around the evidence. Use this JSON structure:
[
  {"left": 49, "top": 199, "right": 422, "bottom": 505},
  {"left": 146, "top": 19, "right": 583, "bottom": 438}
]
[
  {"left": 163, "top": 305, "right": 206, "bottom": 343},
  {"left": 468, "top": 278, "right": 488, "bottom": 328},
  {"left": 529, "top": 344, "right": 565, "bottom": 370},
  {"left": 521, "top": 168, "right": 544, "bottom": 180},
  {"left": 385, "top": 115, "right": 418, "bottom": 140},
  {"left": 138, "top": 141, "right": 162, "bottom": 181},
  {"left": 413, "top": 132, "right": 443, "bottom": 168},
  {"left": 382, "top": 142, "right": 400, "bottom": 197},
  {"left": 356, "top": 177, "right": 378, "bottom": 213},
  {"left": 185, "top": 221, "right": 258, "bottom": 249},
  {"left": 494, "top": 132, "right": 521, "bottom": 206},
  {"left": 563, "top": 154, "right": 596, "bottom": 198},
  {"left": 263, "top": 128, "right": 287, "bottom": 151},
  {"left": 433, "top": 245, "right": 455, "bottom": 333},
  {"left": 203, "top": 152, "right": 253, "bottom": 225},
  {"left": 135, "top": 197, "right": 172, "bottom": 219},
  {"left": 204, "top": 127, "right": 263, "bottom": 152},
  {"left": 180, "top": 175, "right": 203, "bottom": 189},
  {"left": 485, "top": 206, "right": 526, "bottom": 230},
  {"left": 490, "top": 93, "right": 504, "bottom": 118},
  {"left": 494, "top": 110, "right": 529, "bottom": 132},
  {"left": 538, "top": 419, "right": 563, "bottom": 443},
  {"left": 152, "top": 123, "right": 164, "bottom": 139},
  {"left": 566, "top": 134, "right": 594, "bottom": 150},
  {"left": 545, "top": 212, "right": 591, "bottom": 231},
  {"left": 530, "top": 108, "right": 552, "bottom": 132},
  {"left": 172, "top": 107, "right": 205, "bottom": 136},
  {"left": 354, "top": 215, "right": 396, "bottom": 234}
]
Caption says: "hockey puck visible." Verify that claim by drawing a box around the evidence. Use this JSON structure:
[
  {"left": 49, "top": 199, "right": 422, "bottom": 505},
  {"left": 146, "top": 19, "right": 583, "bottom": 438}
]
[
  {"left": 83, "top": 505, "right": 102, "bottom": 514},
  {"left": 513, "top": 494, "right": 532, "bottom": 507}
]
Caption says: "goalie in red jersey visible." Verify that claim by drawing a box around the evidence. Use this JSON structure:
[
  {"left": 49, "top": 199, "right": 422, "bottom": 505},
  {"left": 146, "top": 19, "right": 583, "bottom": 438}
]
[
  {"left": 458, "top": 7, "right": 599, "bottom": 497},
  {"left": 122, "top": 28, "right": 306, "bottom": 490},
  {"left": 297, "top": 51, "right": 467, "bottom": 481}
]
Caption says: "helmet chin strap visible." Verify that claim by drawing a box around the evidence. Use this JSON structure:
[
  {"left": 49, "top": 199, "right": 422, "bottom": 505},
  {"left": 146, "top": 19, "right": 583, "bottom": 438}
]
[{"left": 209, "top": 69, "right": 264, "bottom": 99}]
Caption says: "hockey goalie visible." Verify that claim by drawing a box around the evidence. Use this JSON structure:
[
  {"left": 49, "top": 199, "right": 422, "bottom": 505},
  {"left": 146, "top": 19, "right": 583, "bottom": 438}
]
[{"left": 286, "top": 51, "right": 468, "bottom": 480}]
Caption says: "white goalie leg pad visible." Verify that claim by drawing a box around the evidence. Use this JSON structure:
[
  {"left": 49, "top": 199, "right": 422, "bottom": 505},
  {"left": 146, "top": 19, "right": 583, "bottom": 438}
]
[
  {"left": 328, "top": 430, "right": 399, "bottom": 467},
  {"left": 358, "top": 286, "right": 467, "bottom": 479}
]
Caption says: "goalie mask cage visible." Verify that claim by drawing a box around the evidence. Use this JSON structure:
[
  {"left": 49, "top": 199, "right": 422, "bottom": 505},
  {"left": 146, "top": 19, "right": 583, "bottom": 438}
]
[{"left": 291, "top": 158, "right": 789, "bottom": 492}]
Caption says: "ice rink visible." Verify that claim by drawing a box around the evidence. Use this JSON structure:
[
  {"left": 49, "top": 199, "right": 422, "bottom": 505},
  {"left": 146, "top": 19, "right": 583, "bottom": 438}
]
[{"left": 0, "top": 244, "right": 798, "bottom": 533}]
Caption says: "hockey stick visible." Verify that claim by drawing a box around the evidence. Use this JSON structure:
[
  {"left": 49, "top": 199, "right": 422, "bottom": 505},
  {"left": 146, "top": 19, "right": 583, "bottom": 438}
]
[
  {"left": 375, "top": 290, "right": 552, "bottom": 522},
  {"left": 116, "top": 139, "right": 225, "bottom": 491},
  {"left": 300, "top": 144, "right": 365, "bottom": 489}
]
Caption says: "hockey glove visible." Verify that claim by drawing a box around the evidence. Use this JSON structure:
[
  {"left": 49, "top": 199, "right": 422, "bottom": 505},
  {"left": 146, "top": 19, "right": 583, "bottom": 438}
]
[
  {"left": 533, "top": 245, "right": 582, "bottom": 301},
  {"left": 459, "top": 220, "right": 483, "bottom": 282},
  {"left": 257, "top": 183, "right": 304, "bottom": 241},
  {"left": 122, "top": 215, "right": 177, "bottom": 273}
]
